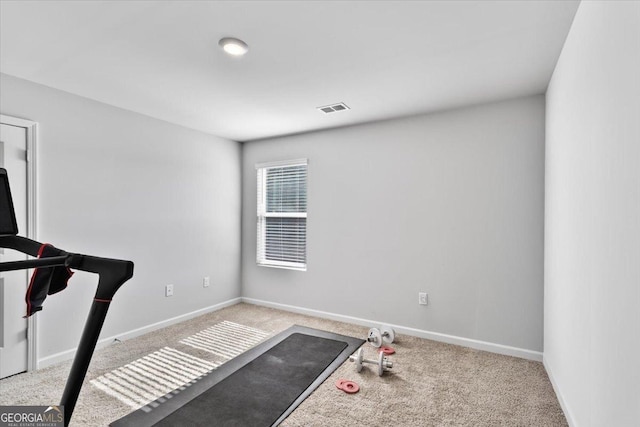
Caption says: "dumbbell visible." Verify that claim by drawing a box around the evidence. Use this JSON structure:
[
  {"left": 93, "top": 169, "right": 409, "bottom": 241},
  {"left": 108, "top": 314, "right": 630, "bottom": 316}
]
[
  {"left": 349, "top": 348, "right": 393, "bottom": 376},
  {"left": 367, "top": 325, "right": 395, "bottom": 348}
]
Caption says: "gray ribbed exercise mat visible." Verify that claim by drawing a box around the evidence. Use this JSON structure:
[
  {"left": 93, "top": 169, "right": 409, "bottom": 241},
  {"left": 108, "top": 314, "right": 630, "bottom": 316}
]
[{"left": 111, "top": 325, "right": 364, "bottom": 427}]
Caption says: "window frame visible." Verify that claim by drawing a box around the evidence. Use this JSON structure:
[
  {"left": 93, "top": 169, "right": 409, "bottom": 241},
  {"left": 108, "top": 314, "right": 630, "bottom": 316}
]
[{"left": 256, "top": 158, "right": 308, "bottom": 271}]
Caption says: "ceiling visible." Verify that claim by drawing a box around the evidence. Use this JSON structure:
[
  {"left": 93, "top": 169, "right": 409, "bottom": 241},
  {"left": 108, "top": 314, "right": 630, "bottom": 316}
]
[{"left": 0, "top": 1, "right": 579, "bottom": 142}]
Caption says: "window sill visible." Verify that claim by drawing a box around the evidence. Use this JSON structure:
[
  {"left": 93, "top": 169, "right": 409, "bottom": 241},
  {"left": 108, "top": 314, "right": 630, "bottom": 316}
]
[{"left": 257, "top": 262, "right": 306, "bottom": 272}]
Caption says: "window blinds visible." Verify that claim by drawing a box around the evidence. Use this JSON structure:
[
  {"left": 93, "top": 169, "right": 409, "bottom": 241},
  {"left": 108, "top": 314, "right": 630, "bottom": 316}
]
[{"left": 256, "top": 159, "right": 307, "bottom": 270}]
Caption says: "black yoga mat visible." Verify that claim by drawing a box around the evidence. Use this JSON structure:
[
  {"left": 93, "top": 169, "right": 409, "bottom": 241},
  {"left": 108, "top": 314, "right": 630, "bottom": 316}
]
[{"left": 112, "top": 325, "right": 364, "bottom": 427}]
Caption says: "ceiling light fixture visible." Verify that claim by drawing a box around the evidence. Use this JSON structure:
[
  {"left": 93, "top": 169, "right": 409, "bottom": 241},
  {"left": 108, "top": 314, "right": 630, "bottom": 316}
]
[{"left": 218, "top": 37, "right": 249, "bottom": 57}]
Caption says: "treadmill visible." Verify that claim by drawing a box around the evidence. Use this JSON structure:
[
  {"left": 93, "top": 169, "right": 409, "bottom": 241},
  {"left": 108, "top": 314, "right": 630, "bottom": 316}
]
[{"left": 0, "top": 167, "right": 134, "bottom": 426}]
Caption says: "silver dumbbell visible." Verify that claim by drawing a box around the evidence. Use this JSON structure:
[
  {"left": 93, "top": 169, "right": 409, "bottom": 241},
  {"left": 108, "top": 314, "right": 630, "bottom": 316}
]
[
  {"left": 349, "top": 348, "right": 393, "bottom": 376},
  {"left": 367, "top": 324, "right": 396, "bottom": 348}
]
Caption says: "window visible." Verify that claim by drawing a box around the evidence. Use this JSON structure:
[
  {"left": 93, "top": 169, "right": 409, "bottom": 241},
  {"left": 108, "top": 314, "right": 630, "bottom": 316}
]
[{"left": 256, "top": 159, "right": 307, "bottom": 270}]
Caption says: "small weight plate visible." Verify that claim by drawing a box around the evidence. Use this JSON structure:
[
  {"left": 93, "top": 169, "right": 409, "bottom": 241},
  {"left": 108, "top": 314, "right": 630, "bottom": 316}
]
[
  {"left": 355, "top": 348, "right": 364, "bottom": 372},
  {"left": 368, "top": 328, "right": 382, "bottom": 348},
  {"left": 341, "top": 380, "right": 360, "bottom": 394},
  {"left": 379, "top": 346, "right": 395, "bottom": 355},
  {"left": 380, "top": 325, "right": 395, "bottom": 345},
  {"left": 335, "top": 378, "right": 348, "bottom": 390}
]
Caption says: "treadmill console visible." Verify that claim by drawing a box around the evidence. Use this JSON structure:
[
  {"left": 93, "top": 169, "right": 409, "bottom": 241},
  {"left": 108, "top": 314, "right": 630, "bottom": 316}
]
[{"left": 0, "top": 168, "right": 18, "bottom": 235}]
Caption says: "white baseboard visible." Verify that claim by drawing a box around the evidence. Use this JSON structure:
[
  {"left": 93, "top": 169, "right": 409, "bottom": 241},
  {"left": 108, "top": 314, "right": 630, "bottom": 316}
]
[
  {"left": 241, "top": 297, "right": 543, "bottom": 362},
  {"left": 543, "top": 355, "right": 576, "bottom": 427},
  {"left": 37, "top": 295, "right": 542, "bottom": 368},
  {"left": 38, "top": 297, "right": 242, "bottom": 368}
]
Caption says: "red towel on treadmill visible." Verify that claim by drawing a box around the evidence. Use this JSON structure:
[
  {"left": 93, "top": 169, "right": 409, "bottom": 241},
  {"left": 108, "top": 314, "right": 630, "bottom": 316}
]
[{"left": 24, "top": 244, "right": 73, "bottom": 317}]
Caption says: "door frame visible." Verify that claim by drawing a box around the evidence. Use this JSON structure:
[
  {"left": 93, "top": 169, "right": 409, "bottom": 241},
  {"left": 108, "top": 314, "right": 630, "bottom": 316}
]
[{"left": 1, "top": 114, "right": 38, "bottom": 371}]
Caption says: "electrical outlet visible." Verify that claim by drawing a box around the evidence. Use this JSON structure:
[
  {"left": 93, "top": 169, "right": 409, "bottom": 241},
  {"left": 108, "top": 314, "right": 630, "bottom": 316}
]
[
  {"left": 203, "top": 276, "right": 210, "bottom": 288},
  {"left": 419, "top": 292, "right": 428, "bottom": 305},
  {"left": 165, "top": 284, "right": 174, "bottom": 297}
]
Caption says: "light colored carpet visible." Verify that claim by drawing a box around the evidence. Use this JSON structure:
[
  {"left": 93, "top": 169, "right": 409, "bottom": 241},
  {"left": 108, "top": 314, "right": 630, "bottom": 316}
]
[{"left": 0, "top": 303, "right": 567, "bottom": 426}]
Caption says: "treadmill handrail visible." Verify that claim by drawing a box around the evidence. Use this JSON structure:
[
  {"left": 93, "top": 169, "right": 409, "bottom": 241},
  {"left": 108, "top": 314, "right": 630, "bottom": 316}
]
[
  {"left": 0, "top": 255, "right": 71, "bottom": 272},
  {"left": 0, "top": 235, "right": 134, "bottom": 299}
]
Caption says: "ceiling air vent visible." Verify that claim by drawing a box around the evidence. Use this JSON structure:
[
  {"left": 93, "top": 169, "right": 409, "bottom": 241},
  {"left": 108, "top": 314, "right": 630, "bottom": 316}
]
[{"left": 317, "top": 102, "right": 350, "bottom": 114}]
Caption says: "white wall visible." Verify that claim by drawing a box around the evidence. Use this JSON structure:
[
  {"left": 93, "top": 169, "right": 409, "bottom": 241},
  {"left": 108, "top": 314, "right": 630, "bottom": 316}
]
[
  {"left": 0, "top": 74, "right": 242, "bottom": 363},
  {"left": 243, "top": 95, "right": 545, "bottom": 353},
  {"left": 544, "top": 2, "right": 640, "bottom": 426}
]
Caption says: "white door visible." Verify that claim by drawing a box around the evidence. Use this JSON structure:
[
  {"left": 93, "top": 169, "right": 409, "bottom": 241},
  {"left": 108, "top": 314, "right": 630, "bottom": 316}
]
[{"left": 0, "top": 123, "right": 29, "bottom": 379}]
